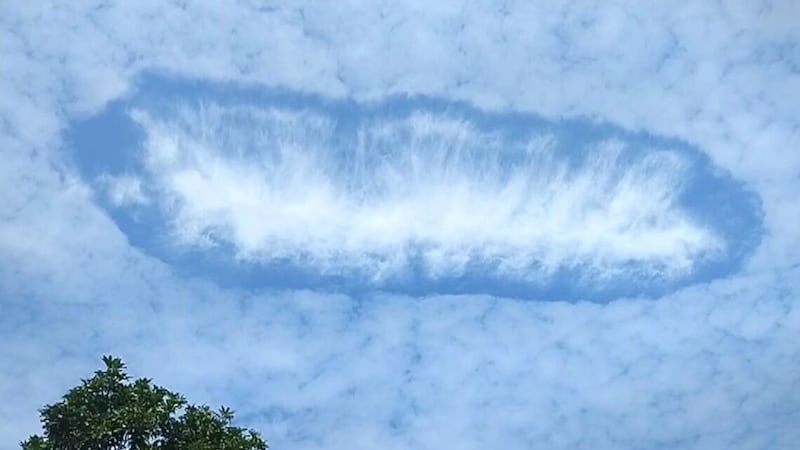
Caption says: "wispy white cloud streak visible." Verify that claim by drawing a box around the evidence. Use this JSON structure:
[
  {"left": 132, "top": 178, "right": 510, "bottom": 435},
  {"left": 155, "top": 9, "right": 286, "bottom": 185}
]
[
  {"left": 99, "top": 174, "right": 149, "bottom": 206},
  {"left": 128, "top": 103, "right": 721, "bottom": 282}
]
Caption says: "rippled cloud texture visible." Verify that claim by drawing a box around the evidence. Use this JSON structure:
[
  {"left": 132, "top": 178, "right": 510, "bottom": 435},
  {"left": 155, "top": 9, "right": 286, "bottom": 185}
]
[{"left": 1, "top": 1, "right": 799, "bottom": 449}]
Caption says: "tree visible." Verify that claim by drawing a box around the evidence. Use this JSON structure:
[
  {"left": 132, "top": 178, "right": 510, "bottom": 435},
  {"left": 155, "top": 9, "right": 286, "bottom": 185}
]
[{"left": 20, "top": 355, "right": 267, "bottom": 450}]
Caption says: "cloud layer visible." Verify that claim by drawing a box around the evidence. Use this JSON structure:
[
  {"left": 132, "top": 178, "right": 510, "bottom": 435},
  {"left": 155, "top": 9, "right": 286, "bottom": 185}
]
[{"left": 1, "top": 1, "right": 798, "bottom": 449}]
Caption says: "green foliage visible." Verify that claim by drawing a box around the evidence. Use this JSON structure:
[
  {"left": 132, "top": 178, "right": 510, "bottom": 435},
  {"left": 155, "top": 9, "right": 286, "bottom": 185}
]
[{"left": 20, "top": 356, "right": 267, "bottom": 450}]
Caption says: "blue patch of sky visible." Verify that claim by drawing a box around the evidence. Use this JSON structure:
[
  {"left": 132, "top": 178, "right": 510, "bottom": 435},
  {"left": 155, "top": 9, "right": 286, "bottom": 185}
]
[{"left": 64, "top": 72, "right": 763, "bottom": 302}]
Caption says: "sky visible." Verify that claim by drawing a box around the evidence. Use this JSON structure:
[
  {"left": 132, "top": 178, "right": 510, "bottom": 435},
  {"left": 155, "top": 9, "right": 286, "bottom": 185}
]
[{"left": 0, "top": 1, "right": 798, "bottom": 449}]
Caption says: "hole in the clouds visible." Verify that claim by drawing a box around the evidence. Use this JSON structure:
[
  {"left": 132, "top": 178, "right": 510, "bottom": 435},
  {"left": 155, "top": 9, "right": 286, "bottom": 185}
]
[{"left": 65, "top": 73, "right": 763, "bottom": 301}]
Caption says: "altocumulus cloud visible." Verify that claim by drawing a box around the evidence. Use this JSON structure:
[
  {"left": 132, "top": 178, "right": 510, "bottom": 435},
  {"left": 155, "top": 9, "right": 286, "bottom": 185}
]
[{"left": 2, "top": 1, "right": 800, "bottom": 450}]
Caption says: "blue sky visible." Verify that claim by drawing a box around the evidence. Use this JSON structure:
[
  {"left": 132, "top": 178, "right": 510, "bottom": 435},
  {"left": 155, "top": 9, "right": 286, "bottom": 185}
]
[{"left": 1, "top": 2, "right": 799, "bottom": 449}]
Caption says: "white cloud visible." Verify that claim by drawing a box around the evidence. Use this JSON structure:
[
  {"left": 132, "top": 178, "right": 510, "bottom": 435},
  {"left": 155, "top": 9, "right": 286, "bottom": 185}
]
[
  {"left": 1, "top": 1, "right": 799, "bottom": 450},
  {"left": 99, "top": 173, "right": 149, "bottom": 206},
  {"left": 2, "top": 245, "right": 799, "bottom": 449},
  {"left": 128, "top": 103, "right": 722, "bottom": 283}
]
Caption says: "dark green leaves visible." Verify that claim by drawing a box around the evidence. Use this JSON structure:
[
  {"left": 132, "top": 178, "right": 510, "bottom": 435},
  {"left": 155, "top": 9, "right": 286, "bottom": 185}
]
[{"left": 20, "top": 356, "right": 267, "bottom": 450}]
